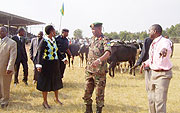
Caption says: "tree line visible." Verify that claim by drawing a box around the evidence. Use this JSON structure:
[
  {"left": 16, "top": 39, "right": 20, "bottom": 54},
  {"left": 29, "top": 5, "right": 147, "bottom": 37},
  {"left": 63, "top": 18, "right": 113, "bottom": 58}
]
[
  {"left": 104, "top": 23, "right": 180, "bottom": 42},
  {"left": 71, "top": 23, "right": 180, "bottom": 43}
]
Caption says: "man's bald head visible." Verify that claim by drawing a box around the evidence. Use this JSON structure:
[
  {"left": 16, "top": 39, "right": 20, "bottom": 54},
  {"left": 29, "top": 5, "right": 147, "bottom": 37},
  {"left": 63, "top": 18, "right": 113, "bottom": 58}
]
[{"left": 0, "top": 26, "right": 7, "bottom": 39}]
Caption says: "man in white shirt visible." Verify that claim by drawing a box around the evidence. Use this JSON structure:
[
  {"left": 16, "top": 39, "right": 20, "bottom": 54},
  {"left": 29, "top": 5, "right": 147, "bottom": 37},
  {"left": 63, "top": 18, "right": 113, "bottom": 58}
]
[{"left": 141, "top": 24, "right": 173, "bottom": 113}]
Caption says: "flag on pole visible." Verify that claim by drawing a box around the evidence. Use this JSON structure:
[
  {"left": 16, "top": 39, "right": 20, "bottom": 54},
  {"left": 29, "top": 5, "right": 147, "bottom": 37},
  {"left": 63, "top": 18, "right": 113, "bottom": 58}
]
[{"left": 60, "top": 2, "right": 64, "bottom": 16}]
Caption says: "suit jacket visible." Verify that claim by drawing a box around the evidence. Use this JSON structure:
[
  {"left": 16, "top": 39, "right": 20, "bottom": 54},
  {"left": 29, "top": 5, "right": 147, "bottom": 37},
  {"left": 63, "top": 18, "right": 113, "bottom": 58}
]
[
  {"left": 29, "top": 37, "right": 42, "bottom": 63},
  {"left": 12, "top": 35, "right": 28, "bottom": 64},
  {"left": 0, "top": 37, "right": 17, "bottom": 75},
  {"left": 136, "top": 37, "right": 153, "bottom": 67},
  {"left": 55, "top": 35, "right": 68, "bottom": 60}
]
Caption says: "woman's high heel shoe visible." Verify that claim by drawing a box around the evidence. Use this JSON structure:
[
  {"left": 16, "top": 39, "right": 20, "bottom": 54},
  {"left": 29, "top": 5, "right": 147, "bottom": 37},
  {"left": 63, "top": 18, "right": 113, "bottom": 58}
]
[
  {"left": 42, "top": 102, "right": 51, "bottom": 109},
  {"left": 54, "top": 99, "right": 63, "bottom": 105}
]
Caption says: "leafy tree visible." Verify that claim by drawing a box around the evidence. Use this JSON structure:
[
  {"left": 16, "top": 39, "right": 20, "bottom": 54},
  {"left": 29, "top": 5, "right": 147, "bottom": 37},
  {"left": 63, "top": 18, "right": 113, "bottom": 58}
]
[
  {"left": 55, "top": 30, "right": 60, "bottom": 36},
  {"left": 73, "top": 29, "right": 83, "bottom": 39}
]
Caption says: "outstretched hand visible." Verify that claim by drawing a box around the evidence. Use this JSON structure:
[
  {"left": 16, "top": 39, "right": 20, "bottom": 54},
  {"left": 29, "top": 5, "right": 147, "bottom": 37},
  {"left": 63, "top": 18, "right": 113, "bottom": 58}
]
[
  {"left": 64, "top": 60, "right": 68, "bottom": 64},
  {"left": 37, "top": 67, "right": 42, "bottom": 72},
  {"left": 140, "top": 63, "right": 145, "bottom": 74},
  {"left": 131, "top": 65, "right": 138, "bottom": 69},
  {"left": 6, "top": 70, "right": 12, "bottom": 74},
  {"left": 91, "top": 59, "right": 101, "bottom": 68},
  {"left": 71, "top": 56, "right": 74, "bottom": 61}
]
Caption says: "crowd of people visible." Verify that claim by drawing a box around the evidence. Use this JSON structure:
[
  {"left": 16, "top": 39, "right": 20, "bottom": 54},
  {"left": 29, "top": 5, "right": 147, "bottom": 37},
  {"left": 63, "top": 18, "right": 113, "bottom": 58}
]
[{"left": 0, "top": 23, "right": 173, "bottom": 113}]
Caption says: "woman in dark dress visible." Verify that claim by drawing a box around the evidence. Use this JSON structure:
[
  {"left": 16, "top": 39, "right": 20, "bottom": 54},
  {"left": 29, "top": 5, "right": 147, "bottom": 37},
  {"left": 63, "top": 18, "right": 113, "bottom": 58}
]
[{"left": 36, "top": 25, "right": 63, "bottom": 109}]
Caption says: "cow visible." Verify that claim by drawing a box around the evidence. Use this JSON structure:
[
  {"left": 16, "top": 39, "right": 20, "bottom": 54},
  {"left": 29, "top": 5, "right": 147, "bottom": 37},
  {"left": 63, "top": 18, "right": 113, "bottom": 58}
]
[
  {"left": 67, "top": 43, "right": 80, "bottom": 67},
  {"left": 79, "top": 44, "right": 89, "bottom": 67},
  {"left": 108, "top": 44, "right": 137, "bottom": 77},
  {"left": 67, "top": 43, "right": 89, "bottom": 67}
]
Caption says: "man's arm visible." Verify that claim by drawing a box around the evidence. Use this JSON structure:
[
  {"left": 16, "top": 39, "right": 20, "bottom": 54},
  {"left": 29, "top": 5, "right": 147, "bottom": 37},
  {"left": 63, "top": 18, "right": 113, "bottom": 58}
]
[
  {"left": 29, "top": 39, "right": 34, "bottom": 60},
  {"left": 6, "top": 42, "right": 17, "bottom": 74},
  {"left": 36, "top": 39, "right": 46, "bottom": 72},
  {"left": 91, "top": 51, "right": 111, "bottom": 67},
  {"left": 135, "top": 39, "right": 148, "bottom": 66},
  {"left": 159, "top": 39, "right": 172, "bottom": 58},
  {"left": 66, "top": 48, "right": 74, "bottom": 60},
  {"left": 91, "top": 38, "right": 112, "bottom": 67}
]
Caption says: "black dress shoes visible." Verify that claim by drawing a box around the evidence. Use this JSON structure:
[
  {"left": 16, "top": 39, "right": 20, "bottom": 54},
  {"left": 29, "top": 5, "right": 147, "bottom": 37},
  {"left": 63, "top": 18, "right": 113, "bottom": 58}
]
[
  {"left": 1, "top": 103, "right": 8, "bottom": 108},
  {"left": 22, "top": 80, "right": 28, "bottom": 86}
]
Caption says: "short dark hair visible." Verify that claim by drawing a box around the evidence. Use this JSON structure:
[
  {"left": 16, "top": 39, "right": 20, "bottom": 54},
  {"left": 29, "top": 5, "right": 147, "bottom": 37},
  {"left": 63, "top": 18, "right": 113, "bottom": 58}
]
[
  {"left": 17, "top": 27, "right": 26, "bottom": 33},
  {"left": 152, "top": 24, "right": 162, "bottom": 34},
  {"left": 45, "top": 25, "right": 55, "bottom": 35},
  {"left": 0, "top": 26, "right": 7, "bottom": 33}
]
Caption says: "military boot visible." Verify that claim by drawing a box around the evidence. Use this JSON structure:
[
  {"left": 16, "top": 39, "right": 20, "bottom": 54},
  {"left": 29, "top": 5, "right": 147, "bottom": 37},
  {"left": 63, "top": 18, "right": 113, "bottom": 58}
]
[
  {"left": 85, "top": 104, "right": 93, "bottom": 113},
  {"left": 96, "top": 106, "right": 102, "bottom": 113}
]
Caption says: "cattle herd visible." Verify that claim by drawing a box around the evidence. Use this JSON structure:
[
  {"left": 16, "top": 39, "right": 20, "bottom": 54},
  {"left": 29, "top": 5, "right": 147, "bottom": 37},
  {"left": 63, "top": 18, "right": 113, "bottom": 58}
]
[{"left": 67, "top": 39, "right": 143, "bottom": 77}]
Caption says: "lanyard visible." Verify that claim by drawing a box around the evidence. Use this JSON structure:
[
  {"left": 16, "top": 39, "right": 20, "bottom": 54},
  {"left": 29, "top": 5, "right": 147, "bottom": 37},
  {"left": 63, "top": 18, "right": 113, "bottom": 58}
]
[{"left": 151, "top": 36, "right": 162, "bottom": 64}]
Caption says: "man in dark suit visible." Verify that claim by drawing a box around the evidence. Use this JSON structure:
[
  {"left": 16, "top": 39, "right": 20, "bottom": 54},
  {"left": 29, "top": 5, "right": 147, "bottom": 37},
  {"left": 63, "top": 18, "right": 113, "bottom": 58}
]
[
  {"left": 133, "top": 37, "right": 152, "bottom": 92},
  {"left": 12, "top": 27, "right": 28, "bottom": 86},
  {"left": 56, "top": 29, "right": 73, "bottom": 78},
  {"left": 29, "top": 31, "right": 43, "bottom": 84}
]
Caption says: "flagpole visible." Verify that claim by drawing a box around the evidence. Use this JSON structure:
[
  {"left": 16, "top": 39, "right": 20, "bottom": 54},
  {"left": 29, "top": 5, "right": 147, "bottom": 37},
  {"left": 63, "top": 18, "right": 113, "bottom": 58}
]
[
  {"left": 59, "top": 14, "right": 62, "bottom": 33},
  {"left": 59, "top": 2, "right": 64, "bottom": 34}
]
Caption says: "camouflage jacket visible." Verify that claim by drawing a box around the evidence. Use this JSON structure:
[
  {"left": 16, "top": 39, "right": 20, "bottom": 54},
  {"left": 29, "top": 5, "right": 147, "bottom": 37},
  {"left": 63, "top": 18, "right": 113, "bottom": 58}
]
[{"left": 86, "top": 35, "right": 111, "bottom": 75}]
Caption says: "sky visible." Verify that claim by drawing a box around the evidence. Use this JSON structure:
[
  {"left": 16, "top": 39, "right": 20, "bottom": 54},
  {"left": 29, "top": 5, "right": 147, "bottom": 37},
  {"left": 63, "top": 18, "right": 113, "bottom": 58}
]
[{"left": 1, "top": 0, "right": 180, "bottom": 38}]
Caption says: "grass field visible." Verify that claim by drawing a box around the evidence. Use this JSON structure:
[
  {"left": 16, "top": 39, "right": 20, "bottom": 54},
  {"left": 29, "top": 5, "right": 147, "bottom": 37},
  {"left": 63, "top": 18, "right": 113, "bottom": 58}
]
[{"left": 0, "top": 44, "right": 180, "bottom": 113}]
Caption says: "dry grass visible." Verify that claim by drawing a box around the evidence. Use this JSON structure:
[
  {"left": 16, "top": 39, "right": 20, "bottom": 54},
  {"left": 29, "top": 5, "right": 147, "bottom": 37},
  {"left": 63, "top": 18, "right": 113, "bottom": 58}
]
[{"left": 0, "top": 44, "right": 180, "bottom": 113}]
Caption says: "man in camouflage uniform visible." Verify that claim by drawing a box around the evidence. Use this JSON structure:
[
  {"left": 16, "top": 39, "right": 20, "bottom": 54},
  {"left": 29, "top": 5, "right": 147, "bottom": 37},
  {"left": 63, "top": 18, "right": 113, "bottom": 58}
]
[{"left": 82, "top": 22, "right": 111, "bottom": 113}]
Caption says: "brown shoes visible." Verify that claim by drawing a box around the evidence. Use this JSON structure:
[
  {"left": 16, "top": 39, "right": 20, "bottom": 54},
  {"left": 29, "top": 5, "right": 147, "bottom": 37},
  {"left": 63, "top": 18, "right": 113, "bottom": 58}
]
[{"left": 1, "top": 103, "right": 8, "bottom": 108}]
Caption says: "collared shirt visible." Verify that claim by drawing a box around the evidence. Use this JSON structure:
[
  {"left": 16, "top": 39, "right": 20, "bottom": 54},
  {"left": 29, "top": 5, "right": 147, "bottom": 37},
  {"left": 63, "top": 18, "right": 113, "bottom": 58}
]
[
  {"left": 55, "top": 35, "right": 69, "bottom": 53},
  {"left": 144, "top": 35, "right": 173, "bottom": 70},
  {"left": 17, "top": 34, "right": 21, "bottom": 40},
  {"left": 55, "top": 35, "right": 69, "bottom": 61},
  {"left": 0, "top": 36, "right": 7, "bottom": 43},
  {"left": 44, "top": 35, "right": 56, "bottom": 43}
]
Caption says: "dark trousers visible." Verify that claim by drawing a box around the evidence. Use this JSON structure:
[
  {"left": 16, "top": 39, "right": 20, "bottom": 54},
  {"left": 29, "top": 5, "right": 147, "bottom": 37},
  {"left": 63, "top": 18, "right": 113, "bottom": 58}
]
[
  {"left": 59, "top": 60, "right": 66, "bottom": 78},
  {"left": 14, "top": 60, "right": 28, "bottom": 83}
]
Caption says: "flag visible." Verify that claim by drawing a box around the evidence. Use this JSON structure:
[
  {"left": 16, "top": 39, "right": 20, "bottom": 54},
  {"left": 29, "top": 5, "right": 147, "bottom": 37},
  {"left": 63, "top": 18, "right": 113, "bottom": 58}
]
[{"left": 60, "top": 2, "right": 64, "bottom": 16}]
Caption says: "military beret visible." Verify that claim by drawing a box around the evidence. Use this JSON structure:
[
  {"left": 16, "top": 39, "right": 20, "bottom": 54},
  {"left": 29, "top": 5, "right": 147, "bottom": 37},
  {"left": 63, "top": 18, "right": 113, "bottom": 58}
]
[
  {"left": 62, "top": 28, "right": 69, "bottom": 32},
  {"left": 90, "top": 22, "right": 103, "bottom": 28}
]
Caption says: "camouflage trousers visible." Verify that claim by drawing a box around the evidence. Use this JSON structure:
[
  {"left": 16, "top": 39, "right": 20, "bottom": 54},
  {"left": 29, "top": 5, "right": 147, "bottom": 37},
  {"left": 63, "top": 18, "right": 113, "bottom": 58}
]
[{"left": 82, "top": 71, "right": 106, "bottom": 107}]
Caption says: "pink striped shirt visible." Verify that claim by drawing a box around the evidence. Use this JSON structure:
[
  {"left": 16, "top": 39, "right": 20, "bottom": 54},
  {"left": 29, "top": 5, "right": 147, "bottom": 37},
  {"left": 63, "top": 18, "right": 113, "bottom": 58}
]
[{"left": 144, "top": 35, "right": 173, "bottom": 70}]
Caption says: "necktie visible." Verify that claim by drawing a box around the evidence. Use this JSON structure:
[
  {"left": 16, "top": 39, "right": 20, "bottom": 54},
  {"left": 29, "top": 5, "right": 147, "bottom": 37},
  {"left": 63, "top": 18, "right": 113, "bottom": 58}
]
[{"left": 20, "top": 37, "right": 23, "bottom": 42}]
